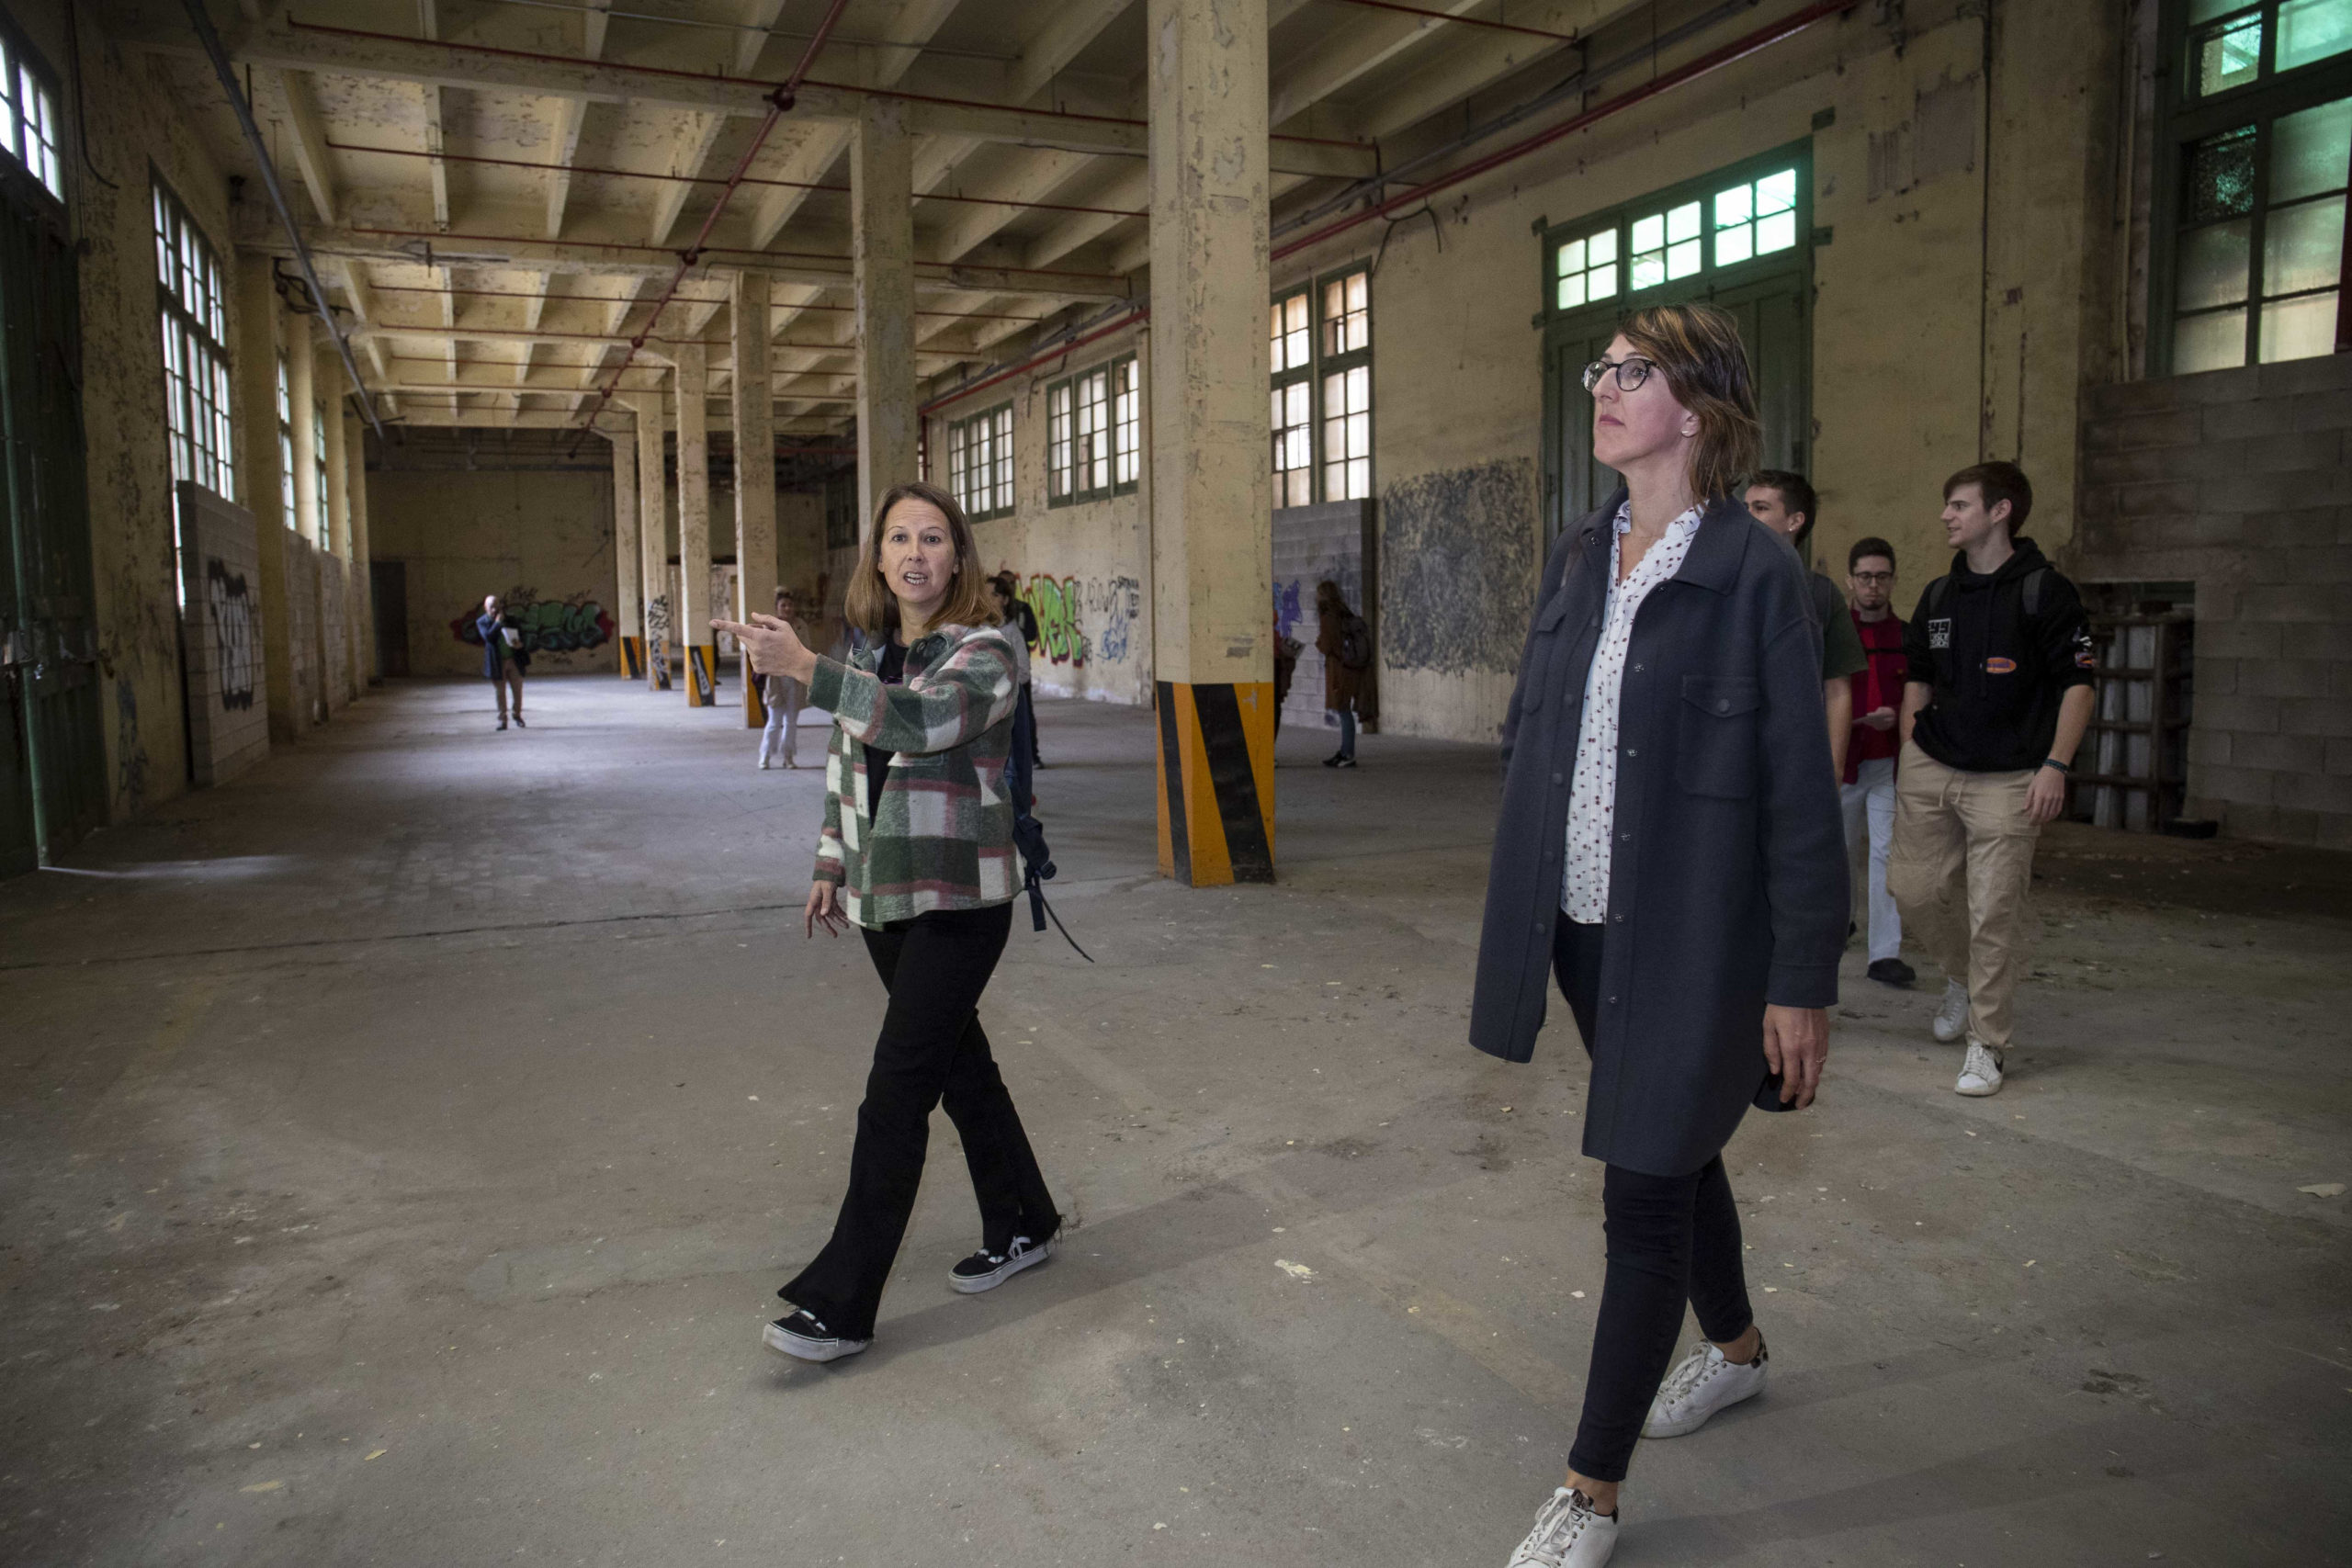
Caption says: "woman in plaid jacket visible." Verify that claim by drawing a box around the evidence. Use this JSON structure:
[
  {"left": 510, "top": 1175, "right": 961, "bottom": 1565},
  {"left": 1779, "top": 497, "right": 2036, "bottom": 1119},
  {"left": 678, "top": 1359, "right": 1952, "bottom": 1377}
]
[{"left": 717, "top": 481, "right": 1062, "bottom": 1363}]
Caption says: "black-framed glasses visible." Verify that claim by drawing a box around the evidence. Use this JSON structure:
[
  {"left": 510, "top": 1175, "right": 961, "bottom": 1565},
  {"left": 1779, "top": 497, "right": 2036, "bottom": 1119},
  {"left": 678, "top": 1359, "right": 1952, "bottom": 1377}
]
[
  {"left": 1849, "top": 570, "right": 1895, "bottom": 584},
  {"left": 1582, "top": 355, "right": 1656, "bottom": 394}
]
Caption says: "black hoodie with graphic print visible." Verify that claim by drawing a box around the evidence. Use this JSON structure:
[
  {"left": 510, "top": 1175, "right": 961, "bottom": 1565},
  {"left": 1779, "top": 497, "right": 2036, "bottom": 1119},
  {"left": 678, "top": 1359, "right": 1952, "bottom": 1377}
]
[{"left": 1900, "top": 537, "right": 2095, "bottom": 773}]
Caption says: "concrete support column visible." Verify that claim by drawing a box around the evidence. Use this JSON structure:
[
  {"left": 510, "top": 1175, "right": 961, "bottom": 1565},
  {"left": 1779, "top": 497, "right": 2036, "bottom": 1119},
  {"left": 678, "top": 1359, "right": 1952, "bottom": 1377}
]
[
  {"left": 852, "top": 96, "right": 917, "bottom": 533},
  {"left": 730, "top": 269, "right": 778, "bottom": 727},
  {"left": 630, "top": 388, "right": 672, "bottom": 690},
  {"left": 235, "top": 270, "right": 297, "bottom": 742},
  {"left": 318, "top": 358, "right": 354, "bottom": 709},
  {"left": 610, "top": 418, "right": 643, "bottom": 680},
  {"left": 345, "top": 407, "right": 378, "bottom": 685},
  {"left": 1147, "top": 0, "right": 1274, "bottom": 886},
  {"left": 675, "top": 343, "right": 716, "bottom": 706}
]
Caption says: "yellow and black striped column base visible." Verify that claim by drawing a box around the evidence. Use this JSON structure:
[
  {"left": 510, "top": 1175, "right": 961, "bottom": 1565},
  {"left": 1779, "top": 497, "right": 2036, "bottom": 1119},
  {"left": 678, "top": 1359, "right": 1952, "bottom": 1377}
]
[
  {"left": 685, "top": 644, "right": 718, "bottom": 707},
  {"left": 619, "top": 636, "right": 645, "bottom": 680},
  {"left": 1155, "top": 681, "right": 1275, "bottom": 886},
  {"left": 743, "top": 669, "right": 767, "bottom": 728}
]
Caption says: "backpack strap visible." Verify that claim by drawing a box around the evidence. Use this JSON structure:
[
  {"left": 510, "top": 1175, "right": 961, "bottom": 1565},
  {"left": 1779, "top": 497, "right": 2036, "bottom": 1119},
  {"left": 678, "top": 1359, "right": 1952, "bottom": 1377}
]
[
  {"left": 2021, "top": 566, "right": 2050, "bottom": 619},
  {"left": 1924, "top": 573, "right": 1952, "bottom": 619}
]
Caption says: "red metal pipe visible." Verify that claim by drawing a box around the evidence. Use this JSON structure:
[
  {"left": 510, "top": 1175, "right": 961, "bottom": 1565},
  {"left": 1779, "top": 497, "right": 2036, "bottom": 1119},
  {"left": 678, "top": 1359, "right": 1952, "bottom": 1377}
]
[
  {"left": 1272, "top": 0, "right": 1860, "bottom": 264},
  {"left": 1308, "top": 0, "right": 1577, "bottom": 42},
  {"left": 285, "top": 18, "right": 1365, "bottom": 151},
  {"left": 323, "top": 139, "right": 1150, "bottom": 219},
  {"left": 921, "top": 308, "right": 1149, "bottom": 416}
]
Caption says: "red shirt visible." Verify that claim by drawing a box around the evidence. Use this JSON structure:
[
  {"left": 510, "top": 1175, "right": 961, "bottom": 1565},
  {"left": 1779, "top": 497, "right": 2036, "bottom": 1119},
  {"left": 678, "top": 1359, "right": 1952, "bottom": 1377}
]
[{"left": 1846, "top": 610, "right": 1906, "bottom": 783}]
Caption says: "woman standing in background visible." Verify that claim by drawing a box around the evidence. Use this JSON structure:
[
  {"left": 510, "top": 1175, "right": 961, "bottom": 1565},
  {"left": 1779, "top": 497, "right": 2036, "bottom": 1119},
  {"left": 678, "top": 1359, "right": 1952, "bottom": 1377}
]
[
  {"left": 1314, "top": 580, "right": 1370, "bottom": 768},
  {"left": 758, "top": 586, "right": 809, "bottom": 769}
]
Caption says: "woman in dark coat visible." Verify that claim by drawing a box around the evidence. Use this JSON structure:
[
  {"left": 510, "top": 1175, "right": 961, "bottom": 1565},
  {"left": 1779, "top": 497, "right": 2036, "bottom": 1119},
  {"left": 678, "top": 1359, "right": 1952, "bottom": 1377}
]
[
  {"left": 1313, "top": 580, "right": 1370, "bottom": 768},
  {"left": 1475, "top": 304, "right": 1846, "bottom": 1568}
]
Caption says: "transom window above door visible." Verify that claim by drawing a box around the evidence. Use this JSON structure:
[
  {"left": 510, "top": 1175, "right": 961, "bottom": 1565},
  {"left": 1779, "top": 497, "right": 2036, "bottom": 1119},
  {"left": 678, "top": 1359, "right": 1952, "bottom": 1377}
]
[{"left": 1548, "top": 161, "right": 1804, "bottom": 317}]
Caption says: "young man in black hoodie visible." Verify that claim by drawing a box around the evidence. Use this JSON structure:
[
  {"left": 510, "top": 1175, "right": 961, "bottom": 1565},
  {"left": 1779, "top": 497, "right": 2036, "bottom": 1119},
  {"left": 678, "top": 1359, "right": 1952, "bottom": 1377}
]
[{"left": 1887, "top": 462, "right": 2095, "bottom": 1098}]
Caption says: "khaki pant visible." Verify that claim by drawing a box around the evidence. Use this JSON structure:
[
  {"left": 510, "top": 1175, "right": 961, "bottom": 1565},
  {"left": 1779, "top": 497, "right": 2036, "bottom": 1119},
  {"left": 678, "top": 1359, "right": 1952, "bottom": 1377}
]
[
  {"left": 1886, "top": 741, "right": 2041, "bottom": 1048},
  {"left": 492, "top": 665, "right": 524, "bottom": 718}
]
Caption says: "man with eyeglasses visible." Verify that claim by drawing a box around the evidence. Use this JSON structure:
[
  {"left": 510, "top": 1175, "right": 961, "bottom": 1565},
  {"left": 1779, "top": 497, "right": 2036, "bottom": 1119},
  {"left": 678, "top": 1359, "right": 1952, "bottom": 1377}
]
[{"left": 1842, "top": 537, "right": 1913, "bottom": 988}]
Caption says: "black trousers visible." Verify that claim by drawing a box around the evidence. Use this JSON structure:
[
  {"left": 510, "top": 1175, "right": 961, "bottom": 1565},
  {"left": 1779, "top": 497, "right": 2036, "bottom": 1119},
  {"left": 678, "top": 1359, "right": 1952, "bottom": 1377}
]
[
  {"left": 782, "top": 901, "right": 1059, "bottom": 1338},
  {"left": 1553, "top": 919, "right": 1756, "bottom": 1483}
]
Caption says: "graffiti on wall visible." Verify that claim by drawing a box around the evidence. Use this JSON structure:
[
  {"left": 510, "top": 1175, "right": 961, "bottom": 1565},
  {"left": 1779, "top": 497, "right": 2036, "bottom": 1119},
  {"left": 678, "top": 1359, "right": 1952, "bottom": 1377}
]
[
  {"left": 449, "top": 587, "right": 617, "bottom": 655},
  {"left": 1381, "top": 458, "right": 1539, "bottom": 674},
  {"left": 1272, "top": 580, "right": 1305, "bottom": 642},
  {"left": 206, "top": 558, "right": 257, "bottom": 711},
  {"left": 1083, "top": 575, "right": 1141, "bottom": 665},
  {"left": 645, "top": 593, "right": 673, "bottom": 686},
  {"left": 1021, "top": 575, "right": 1088, "bottom": 667}
]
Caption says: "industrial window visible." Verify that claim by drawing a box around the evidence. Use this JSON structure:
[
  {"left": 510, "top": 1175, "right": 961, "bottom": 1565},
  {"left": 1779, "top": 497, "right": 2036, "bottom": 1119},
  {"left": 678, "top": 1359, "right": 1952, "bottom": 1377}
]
[
  {"left": 2156, "top": 2, "right": 2352, "bottom": 371},
  {"left": 153, "top": 182, "right": 234, "bottom": 505},
  {"left": 1318, "top": 270, "right": 1372, "bottom": 502},
  {"left": 823, "top": 468, "right": 858, "bottom": 549},
  {"left": 275, "top": 355, "right": 298, "bottom": 532},
  {"left": 1270, "top": 287, "right": 1313, "bottom": 507},
  {"left": 1555, "top": 165, "right": 1800, "bottom": 306},
  {"left": 312, "top": 400, "right": 331, "bottom": 551},
  {"left": 1045, "top": 355, "right": 1136, "bottom": 505},
  {"left": 0, "top": 26, "right": 62, "bottom": 202},
  {"left": 1553, "top": 228, "right": 1620, "bottom": 310},
  {"left": 946, "top": 401, "right": 1013, "bottom": 521}
]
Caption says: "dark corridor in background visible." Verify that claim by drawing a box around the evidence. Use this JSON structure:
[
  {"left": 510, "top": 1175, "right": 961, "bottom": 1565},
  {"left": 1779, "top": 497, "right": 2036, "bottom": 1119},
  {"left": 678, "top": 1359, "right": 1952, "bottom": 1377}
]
[
  {"left": 0, "top": 164, "right": 104, "bottom": 877},
  {"left": 372, "top": 560, "right": 409, "bottom": 679}
]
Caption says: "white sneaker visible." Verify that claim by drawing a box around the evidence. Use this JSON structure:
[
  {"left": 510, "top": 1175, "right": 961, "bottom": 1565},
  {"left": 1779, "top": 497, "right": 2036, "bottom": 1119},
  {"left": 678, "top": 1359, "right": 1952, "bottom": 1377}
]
[
  {"left": 1955, "top": 1040, "right": 2005, "bottom": 1097},
  {"left": 1931, "top": 979, "right": 1971, "bottom": 1043},
  {"left": 1642, "top": 1339, "right": 1768, "bottom": 1438},
  {"left": 1506, "top": 1487, "right": 1618, "bottom": 1568}
]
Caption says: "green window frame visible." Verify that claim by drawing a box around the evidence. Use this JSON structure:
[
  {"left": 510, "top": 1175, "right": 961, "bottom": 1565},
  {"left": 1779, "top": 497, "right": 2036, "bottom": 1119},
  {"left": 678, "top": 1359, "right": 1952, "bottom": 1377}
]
[
  {"left": 1270, "top": 284, "right": 1314, "bottom": 508},
  {"left": 2155, "top": 1, "right": 2352, "bottom": 374},
  {"left": 154, "top": 178, "right": 234, "bottom": 504},
  {"left": 0, "top": 18, "right": 62, "bottom": 204},
  {"left": 1543, "top": 155, "right": 1806, "bottom": 323},
  {"left": 1269, "top": 265, "right": 1373, "bottom": 509},
  {"left": 1045, "top": 354, "right": 1137, "bottom": 506},
  {"left": 312, "top": 399, "right": 331, "bottom": 551},
  {"left": 275, "top": 354, "right": 297, "bottom": 533},
  {"left": 947, "top": 400, "right": 1014, "bottom": 521}
]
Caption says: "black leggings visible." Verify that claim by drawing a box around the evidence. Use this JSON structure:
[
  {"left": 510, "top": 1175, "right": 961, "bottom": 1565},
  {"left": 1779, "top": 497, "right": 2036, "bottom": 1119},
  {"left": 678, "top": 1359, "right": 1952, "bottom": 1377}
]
[
  {"left": 782, "top": 901, "right": 1059, "bottom": 1338},
  {"left": 1554, "top": 919, "right": 1756, "bottom": 1483}
]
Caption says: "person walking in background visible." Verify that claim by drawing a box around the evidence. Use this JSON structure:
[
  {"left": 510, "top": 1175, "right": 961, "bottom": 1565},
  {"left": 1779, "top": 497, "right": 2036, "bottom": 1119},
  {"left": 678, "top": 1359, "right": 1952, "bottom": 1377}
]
[
  {"left": 1843, "top": 538, "right": 1913, "bottom": 987},
  {"left": 1744, "top": 471, "right": 1867, "bottom": 778},
  {"left": 716, "top": 481, "right": 1059, "bottom": 1365},
  {"left": 1888, "top": 462, "right": 2096, "bottom": 1098},
  {"left": 1315, "top": 580, "right": 1372, "bottom": 769},
  {"left": 758, "top": 587, "right": 810, "bottom": 770},
  {"left": 1272, "top": 615, "right": 1300, "bottom": 741},
  {"left": 988, "top": 573, "right": 1037, "bottom": 779},
  {"left": 477, "top": 592, "right": 526, "bottom": 730},
  {"left": 1472, "top": 304, "right": 1845, "bottom": 1568}
]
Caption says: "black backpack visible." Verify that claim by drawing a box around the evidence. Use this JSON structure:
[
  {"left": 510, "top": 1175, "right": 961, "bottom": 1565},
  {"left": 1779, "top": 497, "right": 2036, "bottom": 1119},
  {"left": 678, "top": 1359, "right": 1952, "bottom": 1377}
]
[
  {"left": 1336, "top": 612, "right": 1374, "bottom": 671},
  {"left": 1921, "top": 566, "right": 2052, "bottom": 621}
]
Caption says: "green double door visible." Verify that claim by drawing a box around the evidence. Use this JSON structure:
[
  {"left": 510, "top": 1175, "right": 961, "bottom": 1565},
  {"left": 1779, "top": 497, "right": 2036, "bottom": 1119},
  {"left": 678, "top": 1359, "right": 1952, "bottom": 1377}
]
[{"left": 0, "top": 177, "right": 104, "bottom": 876}]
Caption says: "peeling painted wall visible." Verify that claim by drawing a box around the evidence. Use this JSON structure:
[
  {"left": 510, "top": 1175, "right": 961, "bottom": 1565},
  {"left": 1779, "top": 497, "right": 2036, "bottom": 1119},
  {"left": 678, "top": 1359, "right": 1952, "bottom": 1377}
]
[{"left": 368, "top": 468, "right": 616, "bottom": 680}]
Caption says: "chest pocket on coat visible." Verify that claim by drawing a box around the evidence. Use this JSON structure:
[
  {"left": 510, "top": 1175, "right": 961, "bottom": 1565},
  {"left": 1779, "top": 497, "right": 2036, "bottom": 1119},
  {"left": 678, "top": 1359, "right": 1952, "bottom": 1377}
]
[{"left": 1677, "top": 675, "right": 1761, "bottom": 798}]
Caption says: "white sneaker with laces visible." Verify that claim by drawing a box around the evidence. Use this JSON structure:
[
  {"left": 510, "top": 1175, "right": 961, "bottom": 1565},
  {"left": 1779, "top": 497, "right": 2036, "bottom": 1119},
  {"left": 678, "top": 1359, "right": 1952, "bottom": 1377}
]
[
  {"left": 1955, "top": 1039, "right": 2005, "bottom": 1097},
  {"left": 1642, "top": 1339, "right": 1768, "bottom": 1438},
  {"left": 1505, "top": 1487, "right": 1618, "bottom": 1568},
  {"left": 1931, "top": 979, "right": 1971, "bottom": 1043}
]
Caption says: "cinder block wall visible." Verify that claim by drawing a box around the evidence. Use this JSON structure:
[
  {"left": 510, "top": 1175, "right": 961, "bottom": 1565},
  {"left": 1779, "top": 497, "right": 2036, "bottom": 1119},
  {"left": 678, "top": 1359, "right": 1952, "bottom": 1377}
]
[{"left": 2074, "top": 353, "right": 2352, "bottom": 848}]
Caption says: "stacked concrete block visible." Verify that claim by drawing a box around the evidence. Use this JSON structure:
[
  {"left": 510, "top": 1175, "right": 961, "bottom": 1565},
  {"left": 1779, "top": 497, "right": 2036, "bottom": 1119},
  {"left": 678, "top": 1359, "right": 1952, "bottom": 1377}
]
[
  {"left": 174, "top": 484, "right": 270, "bottom": 787},
  {"left": 1272, "top": 499, "right": 1376, "bottom": 732},
  {"left": 2075, "top": 353, "right": 2352, "bottom": 848}
]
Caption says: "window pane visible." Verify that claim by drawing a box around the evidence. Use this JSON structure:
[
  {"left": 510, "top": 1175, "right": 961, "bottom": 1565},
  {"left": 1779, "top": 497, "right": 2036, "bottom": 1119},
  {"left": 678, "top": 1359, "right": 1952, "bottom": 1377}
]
[
  {"left": 1285, "top": 382, "right": 1309, "bottom": 424},
  {"left": 2279, "top": 0, "right": 2352, "bottom": 71},
  {"left": 1756, "top": 169, "right": 1797, "bottom": 215},
  {"left": 2259, "top": 291, "right": 2338, "bottom": 359},
  {"left": 2196, "top": 17, "right": 2264, "bottom": 96},
  {"left": 1285, "top": 295, "right": 1307, "bottom": 334},
  {"left": 1589, "top": 263, "right": 1617, "bottom": 299},
  {"left": 1631, "top": 247, "right": 1665, "bottom": 290},
  {"left": 1557, "top": 274, "right": 1585, "bottom": 310},
  {"left": 1556, "top": 238, "right": 1585, "bottom": 276},
  {"left": 1667, "top": 238, "right": 1702, "bottom": 278},
  {"left": 2177, "top": 218, "right": 2253, "bottom": 308},
  {"left": 2185, "top": 125, "right": 2258, "bottom": 223},
  {"left": 1717, "top": 224, "right": 1754, "bottom": 265},
  {"left": 2263, "top": 196, "right": 2346, "bottom": 294},
  {"left": 2272, "top": 96, "right": 2352, "bottom": 202},
  {"left": 1347, "top": 274, "right": 1366, "bottom": 313},
  {"left": 1714, "top": 186, "right": 1752, "bottom": 228},
  {"left": 2173, "top": 308, "right": 2247, "bottom": 372},
  {"left": 1589, "top": 229, "right": 1617, "bottom": 264},
  {"left": 1665, "top": 201, "right": 1702, "bottom": 243},
  {"left": 1630, "top": 213, "right": 1663, "bottom": 254},
  {"left": 1755, "top": 210, "right": 1798, "bottom": 254}
]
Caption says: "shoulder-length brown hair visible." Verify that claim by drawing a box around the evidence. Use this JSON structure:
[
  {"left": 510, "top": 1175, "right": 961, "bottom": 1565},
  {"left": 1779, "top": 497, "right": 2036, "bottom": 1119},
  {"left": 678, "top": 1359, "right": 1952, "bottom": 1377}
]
[
  {"left": 842, "top": 479, "right": 1002, "bottom": 637},
  {"left": 1618, "top": 303, "right": 1762, "bottom": 503}
]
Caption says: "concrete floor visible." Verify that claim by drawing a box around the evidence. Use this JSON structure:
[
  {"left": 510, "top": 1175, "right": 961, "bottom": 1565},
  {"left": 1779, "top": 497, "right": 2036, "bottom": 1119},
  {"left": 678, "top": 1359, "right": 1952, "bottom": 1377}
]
[{"left": 3, "top": 675, "right": 2348, "bottom": 1568}]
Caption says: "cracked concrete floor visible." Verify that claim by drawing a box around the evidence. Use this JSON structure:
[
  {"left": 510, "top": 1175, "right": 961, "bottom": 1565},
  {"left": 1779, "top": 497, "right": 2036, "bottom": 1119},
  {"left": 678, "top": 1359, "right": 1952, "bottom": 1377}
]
[{"left": 3, "top": 676, "right": 2347, "bottom": 1567}]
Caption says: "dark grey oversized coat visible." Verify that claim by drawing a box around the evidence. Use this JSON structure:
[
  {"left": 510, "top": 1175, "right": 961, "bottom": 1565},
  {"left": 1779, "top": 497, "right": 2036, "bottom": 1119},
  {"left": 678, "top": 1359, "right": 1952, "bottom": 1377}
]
[{"left": 1469, "top": 491, "right": 1848, "bottom": 1176}]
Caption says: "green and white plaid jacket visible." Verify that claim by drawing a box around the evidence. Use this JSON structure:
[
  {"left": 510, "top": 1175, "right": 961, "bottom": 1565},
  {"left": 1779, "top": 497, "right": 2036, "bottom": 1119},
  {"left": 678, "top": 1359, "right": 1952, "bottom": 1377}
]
[{"left": 809, "top": 621, "right": 1021, "bottom": 928}]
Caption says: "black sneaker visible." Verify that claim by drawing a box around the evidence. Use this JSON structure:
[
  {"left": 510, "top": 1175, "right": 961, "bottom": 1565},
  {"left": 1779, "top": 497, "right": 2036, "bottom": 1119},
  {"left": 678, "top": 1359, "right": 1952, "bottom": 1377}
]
[
  {"left": 1866, "top": 957, "right": 1917, "bottom": 988},
  {"left": 948, "top": 1233, "right": 1056, "bottom": 1294},
  {"left": 1322, "top": 753, "right": 1345, "bottom": 768},
  {"left": 762, "top": 1307, "right": 870, "bottom": 1362},
  {"left": 513, "top": 713, "right": 526, "bottom": 728},
  {"left": 1333, "top": 756, "right": 1358, "bottom": 769},
  {"left": 496, "top": 717, "right": 508, "bottom": 730}
]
